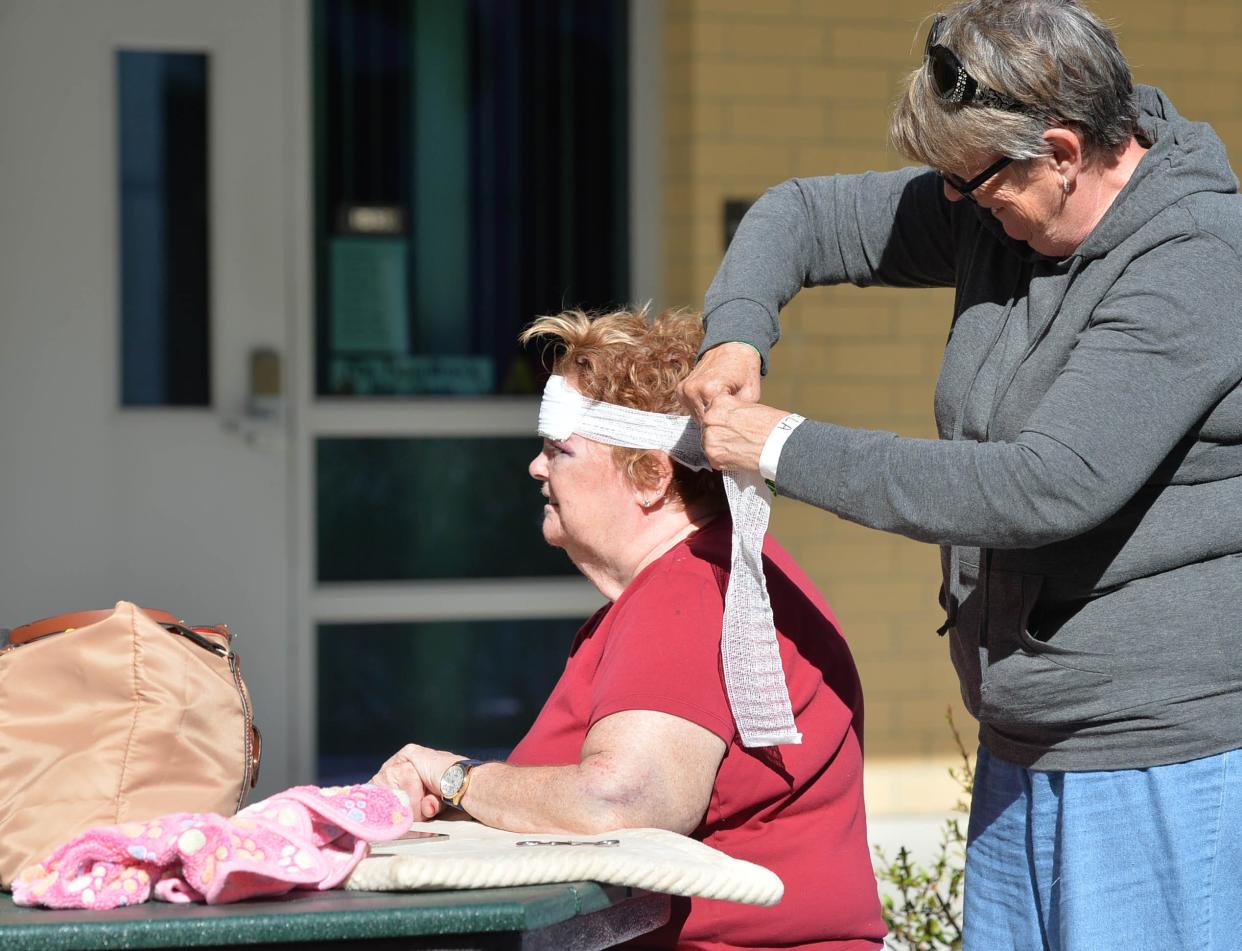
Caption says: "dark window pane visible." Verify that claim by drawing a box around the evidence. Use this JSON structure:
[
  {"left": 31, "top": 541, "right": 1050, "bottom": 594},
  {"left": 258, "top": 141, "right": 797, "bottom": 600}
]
[
  {"left": 313, "top": 0, "right": 630, "bottom": 397},
  {"left": 118, "top": 51, "right": 210, "bottom": 406},
  {"left": 316, "top": 617, "right": 580, "bottom": 784},
  {"left": 317, "top": 437, "right": 577, "bottom": 581}
]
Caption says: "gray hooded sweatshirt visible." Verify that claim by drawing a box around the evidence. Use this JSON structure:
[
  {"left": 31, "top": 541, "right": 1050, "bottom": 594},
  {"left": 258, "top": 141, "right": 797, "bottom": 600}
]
[{"left": 703, "top": 87, "right": 1242, "bottom": 770}]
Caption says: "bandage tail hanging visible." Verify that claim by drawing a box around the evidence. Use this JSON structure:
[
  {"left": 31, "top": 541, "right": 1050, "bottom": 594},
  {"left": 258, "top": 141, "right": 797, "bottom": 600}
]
[
  {"left": 721, "top": 471, "right": 801, "bottom": 747},
  {"left": 538, "top": 375, "right": 801, "bottom": 747}
]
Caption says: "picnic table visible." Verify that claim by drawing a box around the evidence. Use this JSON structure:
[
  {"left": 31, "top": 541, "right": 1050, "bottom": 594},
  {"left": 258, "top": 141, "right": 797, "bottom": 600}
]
[{"left": 0, "top": 881, "right": 671, "bottom": 950}]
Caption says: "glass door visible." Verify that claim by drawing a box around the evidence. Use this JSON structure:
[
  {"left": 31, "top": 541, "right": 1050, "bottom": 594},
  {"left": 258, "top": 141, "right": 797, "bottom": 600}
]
[{"left": 304, "top": 0, "right": 647, "bottom": 782}]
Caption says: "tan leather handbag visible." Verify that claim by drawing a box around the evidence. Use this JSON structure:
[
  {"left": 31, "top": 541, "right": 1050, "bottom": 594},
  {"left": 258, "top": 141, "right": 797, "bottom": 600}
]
[{"left": 0, "top": 601, "right": 261, "bottom": 886}]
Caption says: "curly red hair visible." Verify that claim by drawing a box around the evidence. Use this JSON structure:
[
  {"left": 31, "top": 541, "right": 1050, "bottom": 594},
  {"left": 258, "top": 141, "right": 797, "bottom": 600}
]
[{"left": 520, "top": 308, "right": 725, "bottom": 508}]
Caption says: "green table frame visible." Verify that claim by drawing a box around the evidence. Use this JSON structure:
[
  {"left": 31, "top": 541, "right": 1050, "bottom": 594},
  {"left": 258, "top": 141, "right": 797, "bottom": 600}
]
[{"left": 0, "top": 882, "right": 671, "bottom": 950}]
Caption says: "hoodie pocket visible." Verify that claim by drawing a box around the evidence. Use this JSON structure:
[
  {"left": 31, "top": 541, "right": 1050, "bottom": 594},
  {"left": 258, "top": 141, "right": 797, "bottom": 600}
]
[{"left": 978, "top": 568, "right": 1112, "bottom": 728}]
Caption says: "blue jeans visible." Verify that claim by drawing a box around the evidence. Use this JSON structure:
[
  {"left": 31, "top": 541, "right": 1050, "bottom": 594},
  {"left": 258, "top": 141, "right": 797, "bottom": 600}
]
[{"left": 963, "top": 746, "right": 1242, "bottom": 951}]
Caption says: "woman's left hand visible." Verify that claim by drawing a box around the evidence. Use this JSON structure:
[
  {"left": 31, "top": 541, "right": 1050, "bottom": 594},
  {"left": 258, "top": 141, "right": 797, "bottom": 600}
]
[
  {"left": 700, "top": 394, "right": 790, "bottom": 472},
  {"left": 371, "top": 743, "right": 460, "bottom": 820}
]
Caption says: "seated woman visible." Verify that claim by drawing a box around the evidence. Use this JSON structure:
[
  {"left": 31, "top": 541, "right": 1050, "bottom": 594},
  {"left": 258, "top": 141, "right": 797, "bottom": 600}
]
[{"left": 372, "top": 309, "right": 884, "bottom": 951}]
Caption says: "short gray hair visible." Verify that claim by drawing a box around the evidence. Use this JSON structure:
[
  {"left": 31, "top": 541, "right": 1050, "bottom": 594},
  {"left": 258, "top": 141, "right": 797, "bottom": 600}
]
[{"left": 890, "top": 0, "right": 1137, "bottom": 173}]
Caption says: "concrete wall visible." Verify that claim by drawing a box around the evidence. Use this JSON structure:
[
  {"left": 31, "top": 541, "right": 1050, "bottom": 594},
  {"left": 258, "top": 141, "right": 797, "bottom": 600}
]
[{"left": 660, "top": 0, "right": 1242, "bottom": 814}]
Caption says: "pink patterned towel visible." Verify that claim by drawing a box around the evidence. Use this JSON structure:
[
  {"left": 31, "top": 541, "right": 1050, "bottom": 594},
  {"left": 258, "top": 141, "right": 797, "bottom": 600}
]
[{"left": 12, "top": 784, "right": 412, "bottom": 910}]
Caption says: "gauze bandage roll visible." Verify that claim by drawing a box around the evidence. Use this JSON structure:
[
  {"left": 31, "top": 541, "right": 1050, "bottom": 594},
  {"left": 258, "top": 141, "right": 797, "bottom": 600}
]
[{"left": 538, "top": 375, "right": 801, "bottom": 748}]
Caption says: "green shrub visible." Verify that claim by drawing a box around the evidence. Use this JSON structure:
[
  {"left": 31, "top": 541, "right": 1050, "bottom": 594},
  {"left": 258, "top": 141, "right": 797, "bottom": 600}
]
[{"left": 874, "top": 708, "right": 974, "bottom": 951}]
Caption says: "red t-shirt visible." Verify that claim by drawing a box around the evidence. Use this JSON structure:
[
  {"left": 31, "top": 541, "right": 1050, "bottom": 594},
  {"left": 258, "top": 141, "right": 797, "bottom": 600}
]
[{"left": 509, "top": 518, "right": 885, "bottom": 951}]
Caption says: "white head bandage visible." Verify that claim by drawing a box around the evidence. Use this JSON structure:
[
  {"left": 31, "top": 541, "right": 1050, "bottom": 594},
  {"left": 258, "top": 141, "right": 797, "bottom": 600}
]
[{"left": 538, "top": 374, "right": 801, "bottom": 748}]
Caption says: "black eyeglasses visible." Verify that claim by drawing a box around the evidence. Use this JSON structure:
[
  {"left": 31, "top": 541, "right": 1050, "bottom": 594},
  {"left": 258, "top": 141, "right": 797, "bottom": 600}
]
[
  {"left": 924, "top": 14, "right": 1036, "bottom": 115},
  {"left": 941, "top": 154, "right": 1014, "bottom": 200}
]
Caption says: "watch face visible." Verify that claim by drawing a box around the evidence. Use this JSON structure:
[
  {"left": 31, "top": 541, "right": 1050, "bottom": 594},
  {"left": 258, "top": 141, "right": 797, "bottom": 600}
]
[{"left": 440, "top": 763, "right": 466, "bottom": 799}]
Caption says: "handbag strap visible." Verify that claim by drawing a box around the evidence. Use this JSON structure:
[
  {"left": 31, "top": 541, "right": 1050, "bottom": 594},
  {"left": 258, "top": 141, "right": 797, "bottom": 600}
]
[{"left": 9, "top": 608, "right": 182, "bottom": 646}]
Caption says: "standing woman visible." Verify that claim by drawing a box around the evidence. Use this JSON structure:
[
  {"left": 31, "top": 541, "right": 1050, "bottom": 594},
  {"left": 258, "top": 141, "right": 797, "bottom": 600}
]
[{"left": 680, "top": 1, "right": 1242, "bottom": 949}]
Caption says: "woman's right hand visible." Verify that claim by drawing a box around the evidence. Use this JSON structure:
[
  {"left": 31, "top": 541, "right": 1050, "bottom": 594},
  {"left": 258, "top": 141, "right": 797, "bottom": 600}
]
[
  {"left": 678, "top": 342, "right": 762, "bottom": 421},
  {"left": 699, "top": 394, "right": 788, "bottom": 472}
]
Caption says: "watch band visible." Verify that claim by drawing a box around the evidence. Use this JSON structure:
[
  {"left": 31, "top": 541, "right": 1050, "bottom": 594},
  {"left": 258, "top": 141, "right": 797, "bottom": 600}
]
[{"left": 441, "top": 758, "right": 485, "bottom": 810}]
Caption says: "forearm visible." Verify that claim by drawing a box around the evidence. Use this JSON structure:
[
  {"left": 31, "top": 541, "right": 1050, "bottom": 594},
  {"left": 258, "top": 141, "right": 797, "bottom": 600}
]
[
  {"left": 703, "top": 169, "right": 958, "bottom": 365},
  {"left": 777, "top": 422, "right": 1130, "bottom": 549},
  {"left": 460, "top": 758, "right": 662, "bottom": 835},
  {"left": 376, "top": 715, "right": 721, "bottom": 837}
]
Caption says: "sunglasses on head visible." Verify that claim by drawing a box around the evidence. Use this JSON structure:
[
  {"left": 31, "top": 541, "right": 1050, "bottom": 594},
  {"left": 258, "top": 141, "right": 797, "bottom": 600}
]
[{"left": 924, "top": 14, "right": 1036, "bottom": 115}]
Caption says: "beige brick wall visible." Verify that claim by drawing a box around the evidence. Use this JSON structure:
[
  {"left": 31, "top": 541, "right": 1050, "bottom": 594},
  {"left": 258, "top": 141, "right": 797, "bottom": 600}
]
[{"left": 661, "top": 0, "right": 1242, "bottom": 814}]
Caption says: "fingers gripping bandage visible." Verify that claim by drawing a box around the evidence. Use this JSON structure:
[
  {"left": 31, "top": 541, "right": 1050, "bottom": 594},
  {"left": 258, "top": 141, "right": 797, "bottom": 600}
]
[{"left": 538, "top": 375, "right": 801, "bottom": 748}]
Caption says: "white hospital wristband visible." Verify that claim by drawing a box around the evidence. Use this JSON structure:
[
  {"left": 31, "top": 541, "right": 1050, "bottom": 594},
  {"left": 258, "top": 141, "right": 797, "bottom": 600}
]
[{"left": 759, "top": 413, "right": 806, "bottom": 482}]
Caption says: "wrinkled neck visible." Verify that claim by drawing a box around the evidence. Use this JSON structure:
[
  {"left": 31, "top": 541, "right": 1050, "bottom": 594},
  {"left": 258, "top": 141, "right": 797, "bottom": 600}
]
[{"left": 575, "top": 509, "right": 721, "bottom": 601}]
